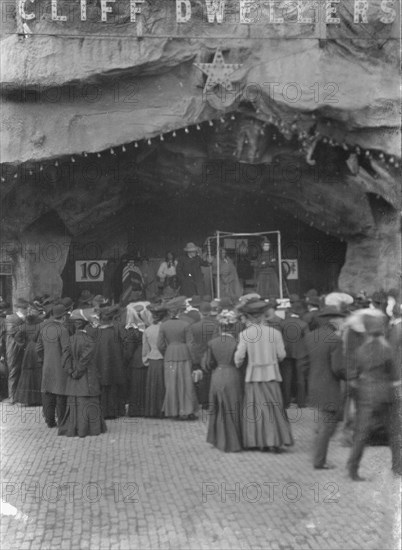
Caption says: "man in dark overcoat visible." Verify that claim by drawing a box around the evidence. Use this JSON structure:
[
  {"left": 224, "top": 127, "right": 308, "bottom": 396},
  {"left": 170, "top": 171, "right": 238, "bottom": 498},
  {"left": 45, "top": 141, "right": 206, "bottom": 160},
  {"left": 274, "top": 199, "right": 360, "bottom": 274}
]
[
  {"left": 281, "top": 296, "right": 309, "bottom": 408},
  {"left": 5, "top": 298, "right": 29, "bottom": 403},
  {"left": 176, "top": 243, "right": 212, "bottom": 298},
  {"left": 36, "top": 304, "right": 70, "bottom": 427},
  {"left": 347, "top": 313, "right": 399, "bottom": 480},
  {"left": 305, "top": 306, "right": 346, "bottom": 469}
]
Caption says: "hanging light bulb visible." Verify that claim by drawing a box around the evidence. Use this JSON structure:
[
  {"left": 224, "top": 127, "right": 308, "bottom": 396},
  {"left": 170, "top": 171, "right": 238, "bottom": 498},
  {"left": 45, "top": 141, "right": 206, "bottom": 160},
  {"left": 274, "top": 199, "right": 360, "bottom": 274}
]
[
  {"left": 389, "top": 156, "right": 394, "bottom": 164},
  {"left": 230, "top": 115, "right": 235, "bottom": 120},
  {"left": 220, "top": 117, "right": 225, "bottom": 123},
  {"left": 172, "top": 131, "right": 176, "bottom": 137},
  {"left": 40, "top": 165, "right": 43, "bottom": 171},
  {"left": 71, "top": 157, "right": 75, "bottom": 162},
  {"left": 134, "top": 142, "right": 139, "bottom": 148},
  {"left": 55, "top": 160, "right": 59, "bottom": 166},
  {"left": 29, "top": 170, "right": 33, "bottom": 175},
  {"left": 160, "top": 135, "right": 164, "bottom": 141},
  {"left": 110, "top": 148, "right": 115, "bottom": 154},
  {"left": 147, "top": 139, "right": 151, "bottom": 145},
  {"left": 209, "top": 121, "right": 214, "bottom": 126},
  {"left": 379, "top": 153, "right": 384, "bottom": 160},
  {"left": 196, "top": 124, "right": 201, "bottom": 130},
  {"left": 122, "top": 145, "right": 126, "bottom": 152},
  {"left": 14, "top": 173, "right": 18, "bottom": 178},
  {"left": 365, "top": 150, "right": 370, "bottom": 157},
  {"left": 184, "top": 127, "right": 189, "bottom": 133},
  {"left": 83, "top": 152, "right": 88, "bottom": 157},
  {"left": 97, "top": 153, "right": 101, "bottom": 157},
  {"left": 1, "top": 177, "right": 4, "bottom": 182},
  {"left": 342, "top": 143, "right": 348, "bottom": 150}
]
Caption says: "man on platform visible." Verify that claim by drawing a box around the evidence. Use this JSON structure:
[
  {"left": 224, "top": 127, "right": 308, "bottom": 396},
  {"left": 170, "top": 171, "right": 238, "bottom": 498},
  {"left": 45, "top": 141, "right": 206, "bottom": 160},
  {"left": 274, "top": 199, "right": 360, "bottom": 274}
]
[{"left": 176, "top": 243, "right": 212, "bottom": 298}]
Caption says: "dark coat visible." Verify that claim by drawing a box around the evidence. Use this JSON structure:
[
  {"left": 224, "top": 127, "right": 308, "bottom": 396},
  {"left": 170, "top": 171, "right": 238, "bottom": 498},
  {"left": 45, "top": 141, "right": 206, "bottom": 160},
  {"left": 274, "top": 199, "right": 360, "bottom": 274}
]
[
  {"left": 265, "top": 315, "right": 285, "bottom": 334},
  {"left": 351, "top": 338, "right": 397, "bottom": 405},
  {"left": 64, "top": 330, "right": 101, "bottom": 397},
  {"left": 176, "top": 256, "right": 209, "bottom": 297},
  {"left": 92, "top": 324, "right": 126, "bottom": 386},
  {"left": 282, "top": 315, "right": 309, "bottom": 360},
  {"left": 190, "top": 317, "right": 219, "bottom": 366},
  {"left": 305, "top": 323, "right": 346, "bottom": 412},
  {"left": 5, "top": 313, "right": 25, "bottom": 370},
  {"left": 36, "top": 319, "right": 70, "bottom": 395}
]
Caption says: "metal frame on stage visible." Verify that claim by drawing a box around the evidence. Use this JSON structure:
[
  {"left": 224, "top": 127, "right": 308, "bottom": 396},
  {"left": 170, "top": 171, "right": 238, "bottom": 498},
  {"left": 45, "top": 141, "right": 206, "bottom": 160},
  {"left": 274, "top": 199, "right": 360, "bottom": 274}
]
[{"left": 205, "top": 230, "right": 283, "bottom": 300}]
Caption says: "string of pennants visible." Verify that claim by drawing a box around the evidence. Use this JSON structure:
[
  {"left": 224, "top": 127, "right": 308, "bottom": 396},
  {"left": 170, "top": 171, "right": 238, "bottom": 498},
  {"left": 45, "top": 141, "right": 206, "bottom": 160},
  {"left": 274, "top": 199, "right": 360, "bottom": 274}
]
[{"left": 1, "top": 111, "right": 399, "bottom": 182}]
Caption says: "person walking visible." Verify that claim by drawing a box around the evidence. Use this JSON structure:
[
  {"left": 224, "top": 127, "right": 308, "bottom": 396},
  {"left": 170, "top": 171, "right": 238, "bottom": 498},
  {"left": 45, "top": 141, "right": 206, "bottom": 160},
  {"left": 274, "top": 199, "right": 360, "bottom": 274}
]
[
  {"left": 347, "top": 313, "right": 399, "bottom": 480},
  {"left": 305, "top": 306, "right": 346, "bottom": 469},
  {"left": 5, "top": 298, "right": 29, "bottom": 403}
]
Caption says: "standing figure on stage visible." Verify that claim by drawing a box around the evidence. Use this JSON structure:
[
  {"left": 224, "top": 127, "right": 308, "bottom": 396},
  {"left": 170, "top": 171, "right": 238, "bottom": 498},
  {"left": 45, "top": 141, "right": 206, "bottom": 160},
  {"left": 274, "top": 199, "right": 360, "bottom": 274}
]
[
  {"left": 176, "top": 243, "right": 212, "bottom": 298},
  {"left": 157, "top": 297, "right": 198, "bottom": 420},
  {"left": 212, "top": 249, "right": 243, "bottom": 302},
  {"left": 157, "top": 251, "right": 178, "bottom": 295},
  {"left": 255, "top": 237, "right": 280, "bottom": 299}
]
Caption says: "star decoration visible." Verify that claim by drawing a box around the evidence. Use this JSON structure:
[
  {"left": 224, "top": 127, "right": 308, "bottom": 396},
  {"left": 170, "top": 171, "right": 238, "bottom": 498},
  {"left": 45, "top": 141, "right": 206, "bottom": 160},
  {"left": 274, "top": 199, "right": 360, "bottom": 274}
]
[{"left": 194, "top": 49, "right": 242, "bottom": 93}]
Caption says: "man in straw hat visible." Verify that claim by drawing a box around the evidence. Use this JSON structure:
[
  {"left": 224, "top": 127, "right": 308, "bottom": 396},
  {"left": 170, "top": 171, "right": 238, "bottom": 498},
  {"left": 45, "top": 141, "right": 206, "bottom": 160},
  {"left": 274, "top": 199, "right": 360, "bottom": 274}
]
[
  {"left": 36, "top": 304, "right": 70, "bottom": 428},
  {"left": 176, "top": 242, "right": 212, "bottom": 298},
  {"left": 305, "top": 306, "right": 347, "bottom": 470}
]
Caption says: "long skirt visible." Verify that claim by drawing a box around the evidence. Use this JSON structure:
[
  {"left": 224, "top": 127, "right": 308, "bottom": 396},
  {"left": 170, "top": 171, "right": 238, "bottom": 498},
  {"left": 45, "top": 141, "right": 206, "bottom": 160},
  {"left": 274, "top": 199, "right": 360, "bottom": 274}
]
[
  {"left": 207, "top": 366, "right": 243, "bottom": 452},
  {"left": 163, "top": 360, "right": 199, "bottom": 418},
  {"left": 242, "top": 381, "right": 293, "bottom": 449},
  {"left": 58, "top": 396, "right": 107, "bottom": 437},
  {"left": 15, "top": 365, "right": 43, "bottom": 406},
  {"left": 101, "top": 385, "right": 125, "bottom": 419},
  {"left": 128, "top": 368, "right": 148, "bottom": 417},
  {"left": 14, "top": 343, "right": 42, "bottom": 406},
  {"left": 256, "top": 269, "right": 280, "bottom": 299},
  {"left": 145, "top": 359, "right": 165, "bottom": 418}
]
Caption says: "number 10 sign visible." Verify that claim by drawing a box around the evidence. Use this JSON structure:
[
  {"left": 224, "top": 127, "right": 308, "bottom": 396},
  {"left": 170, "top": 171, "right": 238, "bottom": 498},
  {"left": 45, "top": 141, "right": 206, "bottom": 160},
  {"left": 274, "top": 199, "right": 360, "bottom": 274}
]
[{"left": 75, "top": 260, "right": 107, "bottom": 282}]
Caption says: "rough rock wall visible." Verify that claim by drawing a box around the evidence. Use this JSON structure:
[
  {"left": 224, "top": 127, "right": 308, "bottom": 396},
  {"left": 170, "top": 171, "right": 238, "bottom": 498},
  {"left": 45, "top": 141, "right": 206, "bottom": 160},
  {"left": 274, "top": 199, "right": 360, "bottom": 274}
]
[{"left": 0, "top": 0, "right": 400, "bottom": 297}]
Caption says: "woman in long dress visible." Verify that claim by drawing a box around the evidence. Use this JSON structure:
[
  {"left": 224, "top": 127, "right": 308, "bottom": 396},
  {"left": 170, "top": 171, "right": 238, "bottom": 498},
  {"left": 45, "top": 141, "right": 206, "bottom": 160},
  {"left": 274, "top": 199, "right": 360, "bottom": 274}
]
[
  {"left": 234, "top": 299, "right": 293, "bottom": 451},
  {"left": 58, "top": 310, "right": 106, "bottom": 438},
  {"left": 206, "top": 310, "right": 243, "bottom": 452},
  {"left": 125, "top": 302, "right": 153, "bottom": 417},
  {"left": 157, "top": 297, "right": 198, "bottom": 419},
  {"left": 255, "top": 238, "right": 280, "bottom": 299},
  {"left": 212, "top": 249, "right": 243, "bottom": 301},
  {"left": 14, "top": 307, "right": 43, "bottom": 406},
  {"left": 143, "top": 304, "right": 168, "bottom": 417}
]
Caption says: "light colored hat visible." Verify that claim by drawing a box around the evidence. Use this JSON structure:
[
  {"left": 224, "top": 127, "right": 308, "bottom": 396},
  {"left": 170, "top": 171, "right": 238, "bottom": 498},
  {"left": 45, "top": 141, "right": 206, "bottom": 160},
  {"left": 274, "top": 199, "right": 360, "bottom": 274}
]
[
  {"left": 183, "top": 242, "right": 198, "bottom": 252},
  {"left": 217, "top": 309, "right": 238, "bottom": 326}
]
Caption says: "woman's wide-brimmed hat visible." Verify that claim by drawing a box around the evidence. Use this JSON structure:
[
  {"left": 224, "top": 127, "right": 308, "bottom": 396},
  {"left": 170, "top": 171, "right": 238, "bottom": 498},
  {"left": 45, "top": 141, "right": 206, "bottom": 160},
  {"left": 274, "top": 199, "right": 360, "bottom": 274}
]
[
  {"left": 183, "top": 242, "right": 198, "bottom": 252},
  {"left": 317, "top": 306, "right": 347, "bottom": 318},
  {"left": 237, "top": 298, "right": 270, "bottom": 315},
  {"left": 217, "top": 309, "right": 238, "bottom": 326}
]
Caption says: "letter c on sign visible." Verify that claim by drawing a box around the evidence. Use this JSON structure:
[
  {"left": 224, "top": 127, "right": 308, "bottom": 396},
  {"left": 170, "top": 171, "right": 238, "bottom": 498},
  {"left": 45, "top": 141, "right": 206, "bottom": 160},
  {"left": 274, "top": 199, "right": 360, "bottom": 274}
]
[{"left": 19, "top": 0, "right": 35, "bottom": 20}]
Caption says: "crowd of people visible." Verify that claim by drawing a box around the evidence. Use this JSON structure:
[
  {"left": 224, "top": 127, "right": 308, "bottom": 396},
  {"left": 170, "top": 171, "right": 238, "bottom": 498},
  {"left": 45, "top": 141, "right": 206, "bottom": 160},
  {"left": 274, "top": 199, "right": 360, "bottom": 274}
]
[{"left": 0, "top": 245, "right": 400, "bottom": 482}]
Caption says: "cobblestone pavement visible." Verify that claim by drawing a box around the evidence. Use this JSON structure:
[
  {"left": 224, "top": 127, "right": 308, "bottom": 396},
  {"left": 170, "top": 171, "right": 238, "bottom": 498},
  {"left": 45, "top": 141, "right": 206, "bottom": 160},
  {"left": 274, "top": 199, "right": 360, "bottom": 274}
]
[{"left": 0, "top": 403, "right": 400, "bottom": 550}]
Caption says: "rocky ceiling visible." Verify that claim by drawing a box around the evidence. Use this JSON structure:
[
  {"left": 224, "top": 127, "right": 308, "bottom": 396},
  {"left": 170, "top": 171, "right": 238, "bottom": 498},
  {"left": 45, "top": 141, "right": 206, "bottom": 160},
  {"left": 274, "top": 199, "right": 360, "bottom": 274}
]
[{"left": 0, "top": 0, "right": 401, "bottom": 294}]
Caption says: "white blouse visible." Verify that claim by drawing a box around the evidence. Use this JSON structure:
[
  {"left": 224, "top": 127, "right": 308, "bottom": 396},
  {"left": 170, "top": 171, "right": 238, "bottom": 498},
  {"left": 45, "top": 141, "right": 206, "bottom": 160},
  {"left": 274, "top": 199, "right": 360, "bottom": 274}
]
[{"left": 157, "top": 261, "right": 177, "bottom": 280}]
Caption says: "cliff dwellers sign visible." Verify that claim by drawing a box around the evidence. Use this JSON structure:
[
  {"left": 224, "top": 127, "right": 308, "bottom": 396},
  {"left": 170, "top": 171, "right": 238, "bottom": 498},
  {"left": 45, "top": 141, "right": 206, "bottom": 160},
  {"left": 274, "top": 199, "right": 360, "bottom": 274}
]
[{"left": 18, "top": 0, "right": 398, "bottom": 34}]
